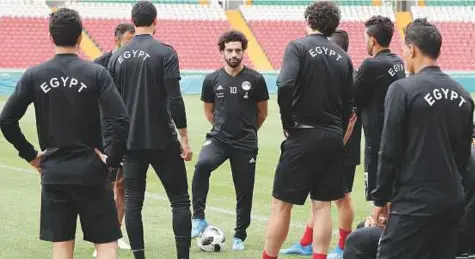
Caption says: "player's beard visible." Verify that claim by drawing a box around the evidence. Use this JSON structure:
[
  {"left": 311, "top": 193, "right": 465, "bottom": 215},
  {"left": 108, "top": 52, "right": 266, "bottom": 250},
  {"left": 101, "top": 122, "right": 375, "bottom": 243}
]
[{"left": 226, "top": 57, "right": 242, "bottom": 68}]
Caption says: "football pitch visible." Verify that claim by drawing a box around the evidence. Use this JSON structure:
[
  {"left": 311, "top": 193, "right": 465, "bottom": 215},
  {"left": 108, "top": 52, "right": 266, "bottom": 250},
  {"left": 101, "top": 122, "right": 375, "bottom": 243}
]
[{"left": 0, "top": 94, "right": 372, "bottom": 259}]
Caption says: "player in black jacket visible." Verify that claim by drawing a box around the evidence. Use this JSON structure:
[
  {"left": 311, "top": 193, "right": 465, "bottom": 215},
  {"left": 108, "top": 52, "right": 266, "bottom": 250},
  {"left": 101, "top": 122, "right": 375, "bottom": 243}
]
[
  {"left": 354, "top": 16, "right": 406, "bottom": 202},
  {"left": 262, "top": 2, "right": 354, "bottom": 259},
  {"left": 0, "top": 8, "right": 129, "bottom": 259},
  {"left": 107, "top": 2, "right": 192, "bottom": 259},
  {"left": 93, "top": 22, "right": 135, "bottom": 256},
  {"left": 371, "top": 18, "right": 474, "bottom": 259},
  {"left": 280, "top": 29, "right": 361, "bottom": 259}
]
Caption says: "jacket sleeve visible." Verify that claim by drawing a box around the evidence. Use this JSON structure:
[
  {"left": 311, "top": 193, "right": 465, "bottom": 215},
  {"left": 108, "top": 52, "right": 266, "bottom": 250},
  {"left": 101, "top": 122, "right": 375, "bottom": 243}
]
[{"left": 372, "top": 82, "right": 407, "bottom": 206}]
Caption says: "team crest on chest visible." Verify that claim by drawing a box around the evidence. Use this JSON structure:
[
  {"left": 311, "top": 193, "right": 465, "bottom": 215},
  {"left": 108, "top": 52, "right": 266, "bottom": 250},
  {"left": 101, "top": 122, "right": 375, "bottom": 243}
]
[
  {"left": 241, "top": 81, "right": 251, "bottom": 99},
  {"left": 241, "top": 81, "right": 251, "bottom": 91}
]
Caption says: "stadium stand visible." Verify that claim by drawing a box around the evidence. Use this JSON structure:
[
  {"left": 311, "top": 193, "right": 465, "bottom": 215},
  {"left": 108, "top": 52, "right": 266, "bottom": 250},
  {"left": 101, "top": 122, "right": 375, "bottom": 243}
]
[
  {"left": 0, "top": 1, "right": 89, "bottom": 68},
  {"left": 410, "top": 5, "right": 475, "bottom": 71},
  {"left": 240, "top": 4, "right": 402, "bottom": 69},
  {"left": 63, "top": 2, "right": 253, "bottom": 70}
]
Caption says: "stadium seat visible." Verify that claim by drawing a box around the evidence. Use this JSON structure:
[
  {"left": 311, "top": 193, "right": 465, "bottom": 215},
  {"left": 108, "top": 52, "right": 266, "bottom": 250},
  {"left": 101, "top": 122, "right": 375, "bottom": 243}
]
[
  {"left": 65, "top": 2, "right": 253, "bottom": 70},
  {"left": 240, "top": 4, "right": 402, "bottom": 69},
  {"left": 0, "top": 3, "right": 89, "bottom": 68},
  {"left": 411, "top": 6, "right": 475, "bottom": 71}
]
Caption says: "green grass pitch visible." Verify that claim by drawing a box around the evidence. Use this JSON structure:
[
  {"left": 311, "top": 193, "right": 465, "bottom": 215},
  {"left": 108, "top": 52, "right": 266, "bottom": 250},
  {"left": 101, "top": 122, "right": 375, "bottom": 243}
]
[{"left": 0, "top": 95, "right": 373, "bottom": 259}]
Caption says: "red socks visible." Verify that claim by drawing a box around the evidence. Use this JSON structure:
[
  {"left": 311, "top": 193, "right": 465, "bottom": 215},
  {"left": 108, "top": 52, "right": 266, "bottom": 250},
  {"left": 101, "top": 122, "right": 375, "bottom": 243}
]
[
  {"left": 313, "top": 253, "right": 327, "bottom": 259},
  {"left": 299, "top": 225, "right": 313, "bottom": 246},
  {"left": 262, "top": 251, "right": 277, "bottom": 259},
  {"left": 338, "top": 228, "right": 352, "bottom": 249}
]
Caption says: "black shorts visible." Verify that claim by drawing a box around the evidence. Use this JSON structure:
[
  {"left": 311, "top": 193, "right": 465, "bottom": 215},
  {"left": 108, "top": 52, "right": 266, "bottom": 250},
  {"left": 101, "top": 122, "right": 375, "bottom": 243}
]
[
  {"left": 40, "top": 183, "right": 122, "bottom": 243},
  {"left": 342, "top": 165, "right": 356, "bottom": 193},
  {"left": 272, "top": 129, "right": 345, "bottom": 205}
]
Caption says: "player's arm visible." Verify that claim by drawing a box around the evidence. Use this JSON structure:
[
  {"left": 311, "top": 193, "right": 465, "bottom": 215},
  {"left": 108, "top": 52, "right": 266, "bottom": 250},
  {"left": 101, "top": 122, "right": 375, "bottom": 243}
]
[
  {"left": 456, "top": 104, "right": 475, "bottom": 182},
  {"left": 371, "top": 82, "right": 407, "bottom": 207},
  {"left": 97, "top": 68, "right": 129, "bottom": 168},
  {"left": 201, "top": 76, "right": 215, "bottom": 125},
  {"left": 163, "top": 49, "right": 188, "bottom": 137},
  {"left": 277, "top": 41, "right": 300, "bottom": 131},
  {"left": 256, "top": 74, "right": 269, "bottom": 130},
  {"left": 342, "top": 62, "right": 355, "bottom": 137},
  {"left": 0, "top": 69, "right": 38, "bottom": 163},
  {"left": 353, "top": 59, "right": 373, "bottom": 109}
]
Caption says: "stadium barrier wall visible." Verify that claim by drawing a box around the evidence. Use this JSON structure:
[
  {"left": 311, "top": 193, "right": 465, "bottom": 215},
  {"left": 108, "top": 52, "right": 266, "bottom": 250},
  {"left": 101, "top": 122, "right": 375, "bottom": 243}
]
[{"left": 1, "top": 69, "right": 475, "bottom": 95}]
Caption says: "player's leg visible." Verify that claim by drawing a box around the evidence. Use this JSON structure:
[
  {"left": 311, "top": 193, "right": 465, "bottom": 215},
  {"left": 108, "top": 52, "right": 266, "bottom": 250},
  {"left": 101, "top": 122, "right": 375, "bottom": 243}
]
[
  {"left": 279, "top": 207, "right": 313, "bottom": 255},
  {"left": 122, "top": 150, "right": 150, "bottom": 259},
  {"left": 40, "top": 184, "right": 78, "bottom": 259},
  {"left": 328, "top": 165, "right": 356, "bottom": 259},
  {"left": 376, "top": 214, "right": 434, "bottom": 259},
  {"left": 150, "top": 141, "right": 192, "bottom": 259},
  {"left": 191, "top": 138, "right": 228, "bottom": 238},
  {"left": 228, "top": 148, "right": 258, "bottom": 250},
  {"left": 310, "top": 133, "right": 345, "bottom": 258},
  {"left": 114, "top": 168, "right": 130, "bottom": 250},
  {"left": 424, "top": 202, "right": 464, "bottom": 259},
  {"left": 263, "top": 132, "right": 312, "bottom": 258},
  {"left": 77, "top": 183, "right": 121, "bottom": 259},
  {"left": 343, "top": 226, "right": 383, "bottom": 259}
]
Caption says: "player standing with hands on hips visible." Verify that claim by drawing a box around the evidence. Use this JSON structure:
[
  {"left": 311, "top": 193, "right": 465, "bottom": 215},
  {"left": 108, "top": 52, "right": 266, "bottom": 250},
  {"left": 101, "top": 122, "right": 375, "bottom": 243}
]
[
  {"left": 263, "top": 2, "right": 354, "bottom": 259},
  {"left": 0, "top": 8, "right": 129, "bottom": 259},
  {"left": 191, "top": 30, "right": 269, "bottom": 251},
  {"left": 107, "top": 2, "right": 193, "bottom": 259},
  {"left": 371, "top": 18, "right": 474, "bottom": 259}
]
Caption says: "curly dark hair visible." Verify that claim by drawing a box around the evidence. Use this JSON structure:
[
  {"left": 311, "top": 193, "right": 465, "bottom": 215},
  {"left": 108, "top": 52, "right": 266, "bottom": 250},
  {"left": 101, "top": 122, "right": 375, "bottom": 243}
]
[
  {"left": 404, "top": 18, "right": 442, "bottom": 59},
  {"left": 131, "top": 1, "right": 157, "bottom": 27},
  {"left": 304, "top": 1, "right": 341, "bottom": 37},
  {"left": 49, "top": 8, "right": 83, "bottom": 47},
  {"left": 364, "top": 15, "right": 394, "bottom": 47},
  {"left": 218, "top": 30, "right": 248, "bottom": 51}
]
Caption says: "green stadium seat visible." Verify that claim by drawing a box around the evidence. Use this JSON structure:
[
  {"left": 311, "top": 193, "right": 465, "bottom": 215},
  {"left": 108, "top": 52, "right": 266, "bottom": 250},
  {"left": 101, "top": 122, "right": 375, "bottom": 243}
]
[
  {"left": 251, "top": 0, "right": 373, "bottom": 6},
  {"left": 425, "top": 0, "right": 475, "bottom": 6}
]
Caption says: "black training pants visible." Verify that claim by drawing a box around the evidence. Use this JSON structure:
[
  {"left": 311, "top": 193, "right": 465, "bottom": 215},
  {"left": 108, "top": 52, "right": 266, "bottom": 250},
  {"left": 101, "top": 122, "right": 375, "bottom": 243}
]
[
  {"left": 192, "top": 138, "right": 257, "bottom": 241},
  {"left": 123, "top": 141, "right": 191, "bottom": 259}
]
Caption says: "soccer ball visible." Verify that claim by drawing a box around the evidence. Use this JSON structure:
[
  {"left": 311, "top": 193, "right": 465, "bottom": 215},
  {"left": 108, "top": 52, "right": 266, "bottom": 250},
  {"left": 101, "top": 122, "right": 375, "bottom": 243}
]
[{"left": 197, "top": 225, "right": 226, "bottom": 252}]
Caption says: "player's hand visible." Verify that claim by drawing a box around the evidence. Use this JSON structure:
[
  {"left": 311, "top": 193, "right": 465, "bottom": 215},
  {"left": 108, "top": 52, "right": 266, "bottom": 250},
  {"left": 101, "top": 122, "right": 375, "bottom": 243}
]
[
  {"left": 94, "top": 148, "right": 108, "bottom": 164},
  {"left": 370, "top": 205, "right": 387, "bottom": 228},
  {"left": 343, "top": 112, "right": 357, "bottom": 145},
  {"left": 180, "top": 139, "right": 193, "bottom": 161},
  {"left": 283, "top": 130, "right": 289, "bottom": 138},
  {"left": 29, "top": 150, "right": 46, "bottom": 175}
]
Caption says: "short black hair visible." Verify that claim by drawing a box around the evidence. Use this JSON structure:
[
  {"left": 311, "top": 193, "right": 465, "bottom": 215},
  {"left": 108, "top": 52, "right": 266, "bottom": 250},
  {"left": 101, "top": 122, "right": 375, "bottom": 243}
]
[
  {"left": 218, "top": 30, "right": 248, "bottom": 51},
  {"left": 114, "top": 23, "right": 135, "bottom": 38},
  {"left": 131, "top": 1, "right": 157, "bottom": 27},
  {"left": 330, "top": 29, "right": 349, "bottom": 52},
  {"left": 49, "top": 8, "right": 82, "bottom": 47},
  {"left": 404, "top": 18, "right": 442, "bottom": 60},
  {"left": 304, "top": 1, "right": 341, "bottom": 37},
  {"left": 364, "top": 15, "right": 394, "bottom": 47}
]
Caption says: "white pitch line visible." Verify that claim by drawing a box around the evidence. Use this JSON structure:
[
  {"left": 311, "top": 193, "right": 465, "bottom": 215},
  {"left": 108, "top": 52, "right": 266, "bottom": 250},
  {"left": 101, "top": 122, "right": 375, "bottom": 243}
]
[{"left": 0, "top": 163, "right": 306, "bottom": 228}]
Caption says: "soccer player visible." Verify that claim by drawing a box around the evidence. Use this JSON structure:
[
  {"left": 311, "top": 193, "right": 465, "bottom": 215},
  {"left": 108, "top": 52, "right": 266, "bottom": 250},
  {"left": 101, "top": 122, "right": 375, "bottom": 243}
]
[
  {"left": 93, "top": 23, "right": 135, "bottom": 255},
  {"left": 280, "top": 29, "right": 361, "bottom": 258},
  {"left": 371, "top": 18, "right": 474, "bottom": 259},
  {"left": 354, "top": 15, "right": 406, "bottom": 202},
  {"left": 0, "top": 8, "right": 128, "bottom": 259},
  {"left": 107, "top": 2, "right": 192, "bottom": 259},
  {"left": 262, "top": 2, "right": 354, "bottom": 259},
  {"left": 94, "top": 23, "right": 135, "bottom": 67},
  {"left": 191, "top": 30, "right": 269, "bottom": 250},
  {"left": 344, "top": 127, "right": 475, "bottom": 259}
]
